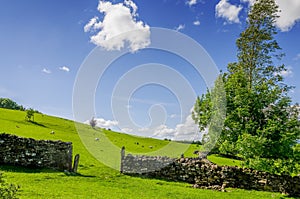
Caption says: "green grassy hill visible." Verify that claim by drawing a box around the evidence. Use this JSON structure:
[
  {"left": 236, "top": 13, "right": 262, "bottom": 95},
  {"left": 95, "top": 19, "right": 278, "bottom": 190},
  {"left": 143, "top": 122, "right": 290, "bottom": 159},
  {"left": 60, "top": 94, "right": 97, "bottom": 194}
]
[{"left": 0, "top": 108, "right": 290, "bottom": 198}]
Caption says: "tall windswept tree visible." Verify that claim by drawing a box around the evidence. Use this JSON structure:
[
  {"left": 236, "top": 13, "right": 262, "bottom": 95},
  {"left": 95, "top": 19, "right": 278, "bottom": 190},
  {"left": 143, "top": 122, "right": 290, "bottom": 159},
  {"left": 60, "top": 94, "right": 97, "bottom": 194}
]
[{"left": 193, "top": 0, "right": 300, "bottom": 174}]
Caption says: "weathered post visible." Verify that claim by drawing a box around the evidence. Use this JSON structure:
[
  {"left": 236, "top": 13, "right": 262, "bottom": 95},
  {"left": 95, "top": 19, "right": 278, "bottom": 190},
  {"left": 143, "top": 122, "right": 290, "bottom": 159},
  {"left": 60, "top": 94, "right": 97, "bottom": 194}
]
[
  {"left": 120, "top": 146, "right": 125, "bottom": 173},
  {"left": 67, "top": 142, "right": 73, "bottom": 171},
  {"left": 72, "top": 154, "right": 80, "bottom": 173}
]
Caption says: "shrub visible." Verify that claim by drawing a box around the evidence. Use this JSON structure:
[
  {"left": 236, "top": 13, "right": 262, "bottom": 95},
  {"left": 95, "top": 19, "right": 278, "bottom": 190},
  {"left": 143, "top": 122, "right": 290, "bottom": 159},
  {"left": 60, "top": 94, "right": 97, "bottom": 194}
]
[{"left": 0, "top": 172, "right": 19, "bottom": 199}]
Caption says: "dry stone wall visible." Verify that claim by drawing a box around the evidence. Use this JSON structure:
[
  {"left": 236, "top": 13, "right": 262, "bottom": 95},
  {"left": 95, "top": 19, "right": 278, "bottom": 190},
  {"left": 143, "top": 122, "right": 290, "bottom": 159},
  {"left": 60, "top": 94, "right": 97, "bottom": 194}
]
[
  {"left": 0, "top": 133, "right": 72, "bottom": 171},
  {"left": 122, "top": 154, "right": 300, "bottom": 197},
  {"left": 121, "top": 154, "right": 176, "bottom": 173}
]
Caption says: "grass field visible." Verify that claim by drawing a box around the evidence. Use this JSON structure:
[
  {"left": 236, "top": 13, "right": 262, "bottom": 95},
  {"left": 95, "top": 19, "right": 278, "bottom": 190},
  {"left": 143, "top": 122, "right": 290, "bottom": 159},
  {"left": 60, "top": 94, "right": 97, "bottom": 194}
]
[{"left": 0, "top": 108, "right": 293, "bottom": 198}]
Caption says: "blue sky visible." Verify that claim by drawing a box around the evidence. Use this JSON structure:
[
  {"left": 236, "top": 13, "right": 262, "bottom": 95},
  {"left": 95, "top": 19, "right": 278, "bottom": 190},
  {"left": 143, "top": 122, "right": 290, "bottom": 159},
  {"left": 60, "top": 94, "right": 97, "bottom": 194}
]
[{"left": 1, "top": 0, "right": 300, "bottom": 140}]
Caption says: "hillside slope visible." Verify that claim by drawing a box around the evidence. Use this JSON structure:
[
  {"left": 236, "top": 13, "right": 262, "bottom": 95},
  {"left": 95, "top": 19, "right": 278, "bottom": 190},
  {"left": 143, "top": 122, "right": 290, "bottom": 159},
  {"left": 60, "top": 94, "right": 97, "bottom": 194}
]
[{"left": 0, "top": 108, "right": 288, "bottom": 198}]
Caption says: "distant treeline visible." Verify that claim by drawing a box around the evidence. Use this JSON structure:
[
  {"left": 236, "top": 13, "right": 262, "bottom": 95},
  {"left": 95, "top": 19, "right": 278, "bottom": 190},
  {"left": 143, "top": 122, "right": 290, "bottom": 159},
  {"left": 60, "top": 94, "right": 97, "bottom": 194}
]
[
  {"left": 0, "top": 97, "right": 40, "bottom": 113},
  {"left": 163, "top": 138, "right": 203, "bottom": 145}
]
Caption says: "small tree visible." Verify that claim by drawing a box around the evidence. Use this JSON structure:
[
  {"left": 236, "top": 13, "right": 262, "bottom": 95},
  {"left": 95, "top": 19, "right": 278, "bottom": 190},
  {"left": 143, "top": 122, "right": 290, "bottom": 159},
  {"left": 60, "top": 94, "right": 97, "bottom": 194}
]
[
  {"left": 0, "top": 172, "right": 19, "bottom": 199},
  {"left": 25, "top": 108, "right": 35, "bottom": 122},
  {"left": 89, "top": 117, "right": 97, "bottom": 129}
]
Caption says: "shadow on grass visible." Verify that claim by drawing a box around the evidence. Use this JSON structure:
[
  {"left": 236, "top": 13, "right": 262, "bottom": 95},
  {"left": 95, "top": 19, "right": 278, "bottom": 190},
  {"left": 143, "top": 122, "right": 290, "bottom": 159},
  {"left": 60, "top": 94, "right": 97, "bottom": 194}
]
[
  {"left": 27, "top": 121, "right": 46, "bottom": 128},
  {"left": 0, "top": 164, "right": 59, "bottom": 173},
  {"left": 0, "top": 165, "right": 96, "bottom": 178},
  {"left": 63, "top": 171, "right": 96, "bottom": 178}
]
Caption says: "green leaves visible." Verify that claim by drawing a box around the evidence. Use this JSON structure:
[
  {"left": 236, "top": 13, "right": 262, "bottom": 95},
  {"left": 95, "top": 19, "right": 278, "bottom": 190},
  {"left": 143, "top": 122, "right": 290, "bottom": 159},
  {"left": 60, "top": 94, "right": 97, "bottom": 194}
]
[
  {"left": 192, "top": 0, "right": 300, "bottom": 175},
  {"left": 192, "top": 75, "right": 226, "bottom": 152}
]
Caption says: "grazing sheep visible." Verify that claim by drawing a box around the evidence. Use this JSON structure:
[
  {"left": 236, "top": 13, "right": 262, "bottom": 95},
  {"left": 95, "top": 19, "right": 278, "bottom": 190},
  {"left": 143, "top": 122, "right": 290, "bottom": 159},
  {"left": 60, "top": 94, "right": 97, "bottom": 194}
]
[
  {"left": 50, "top": 130, "right": 55, "bottom": 134},
  {"left": 95, "top": 138, "right": 99, "bottom": 141}
]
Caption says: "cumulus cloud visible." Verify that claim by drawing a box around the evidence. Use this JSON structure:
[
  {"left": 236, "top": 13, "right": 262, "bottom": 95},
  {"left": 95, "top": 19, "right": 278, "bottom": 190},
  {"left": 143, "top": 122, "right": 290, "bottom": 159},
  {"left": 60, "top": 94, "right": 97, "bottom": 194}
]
[
  {"left": 193, "top": 20, "right": 201, "bottom": 26},
  {"left": 175, "top": 24, "right": 185, "bottom": 31},
  {"left": 153, "top": 114, "right": 200, "bottom": 141},
  {"left": 216, "top": 0, "right": 243, "bottom": 23},
  {"left": 186, "top": 0, "right": 197, "bottom": 6},
  {"left": 138, "top": 127, "right": 150, "bottom": 132},
  {"left": 59, "top": 66, "right": 70, "bottom": 72},
  {"left": 242, "top": 0, "right": 300, "bottom": 31},
  {"left": 275, "top": 0, "right": 300, "bottom": 32},
  {"left": 84, "top": 0, "right": 150, "bottom": 52},
  {"left": 153, "top": 125, "right": 175, "bottom": 138},
  {"left": 85, "top": 118, "right": 118, "bottom": 129},
  {"left": 84, "top": 16, "right": 102, "bottom": 32},
  {"left": 42, "top": 68, "right": 51, "bottom": 74},
  {"left": 121, "top": 127, "right": 133, "bottom": 133}
]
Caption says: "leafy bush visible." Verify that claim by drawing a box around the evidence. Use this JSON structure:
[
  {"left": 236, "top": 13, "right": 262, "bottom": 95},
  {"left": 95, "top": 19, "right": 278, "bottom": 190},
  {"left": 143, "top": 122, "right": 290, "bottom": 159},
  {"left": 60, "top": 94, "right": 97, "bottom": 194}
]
[{"left": 0, "top": 172, "right": 19, "bottom": 199}]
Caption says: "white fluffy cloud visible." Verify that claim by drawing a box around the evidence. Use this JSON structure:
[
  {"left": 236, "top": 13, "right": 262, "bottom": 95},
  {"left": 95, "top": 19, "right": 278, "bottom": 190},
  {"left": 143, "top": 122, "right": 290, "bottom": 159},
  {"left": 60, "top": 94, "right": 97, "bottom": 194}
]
[
  {"left": 275, "top": 0, "right": 300, "bottom": 32},
  {"left": 193, "top": 20, "right": 201, "bottom": 26},
  {"left": 242, "top": 0, "right": 300, "bottom": 31},
  {"left": 84, "top": 0, "right": 150, "bottom": 52},
  {"left": 153, "top": 125, "right": 175, "bottom": 138},
  {"left": 84, "top": 16, "right": 101, "bottom": 32},
  {"left": 186, "top": 0, "right": 197, "bottom": 6},
  {"left": 59, "top": 66, "right": 70, "bottom": 72},
  {"left": 121, "top": 127, "right": 133, "bottom": 133},
  {"left": 85, "top": 118, "right": 118, "bottom": 129},
  {"left": 175, "top": 24, "right": 185, "bottom": 31},
  {"left": 42, "top": 68, "right": 51, "bottom": 74},
  {"left": 216, "top": 0, "right": 243, "bottom": 23},
  {"left": 153, "top": 114, "right": 200, "bottom": 141}
]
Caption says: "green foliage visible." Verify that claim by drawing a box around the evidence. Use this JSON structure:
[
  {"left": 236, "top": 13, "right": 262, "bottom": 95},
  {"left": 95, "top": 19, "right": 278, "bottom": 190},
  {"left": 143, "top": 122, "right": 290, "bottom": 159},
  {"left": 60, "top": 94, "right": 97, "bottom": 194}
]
[
  {"left": 193, "top": 0, "right": 300, "bottom": 175},
  {"left": 25, "top": 108, "right": 35, "bottom": 122},
  {"left": 0, "top": 98, "right": 24, "bottom": 111},
  {"left": 192, "top": 75, "right": 226, "bottom": 152},
  {"left": 0, "top": 173, "right": 19, "bottom": 199}
]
